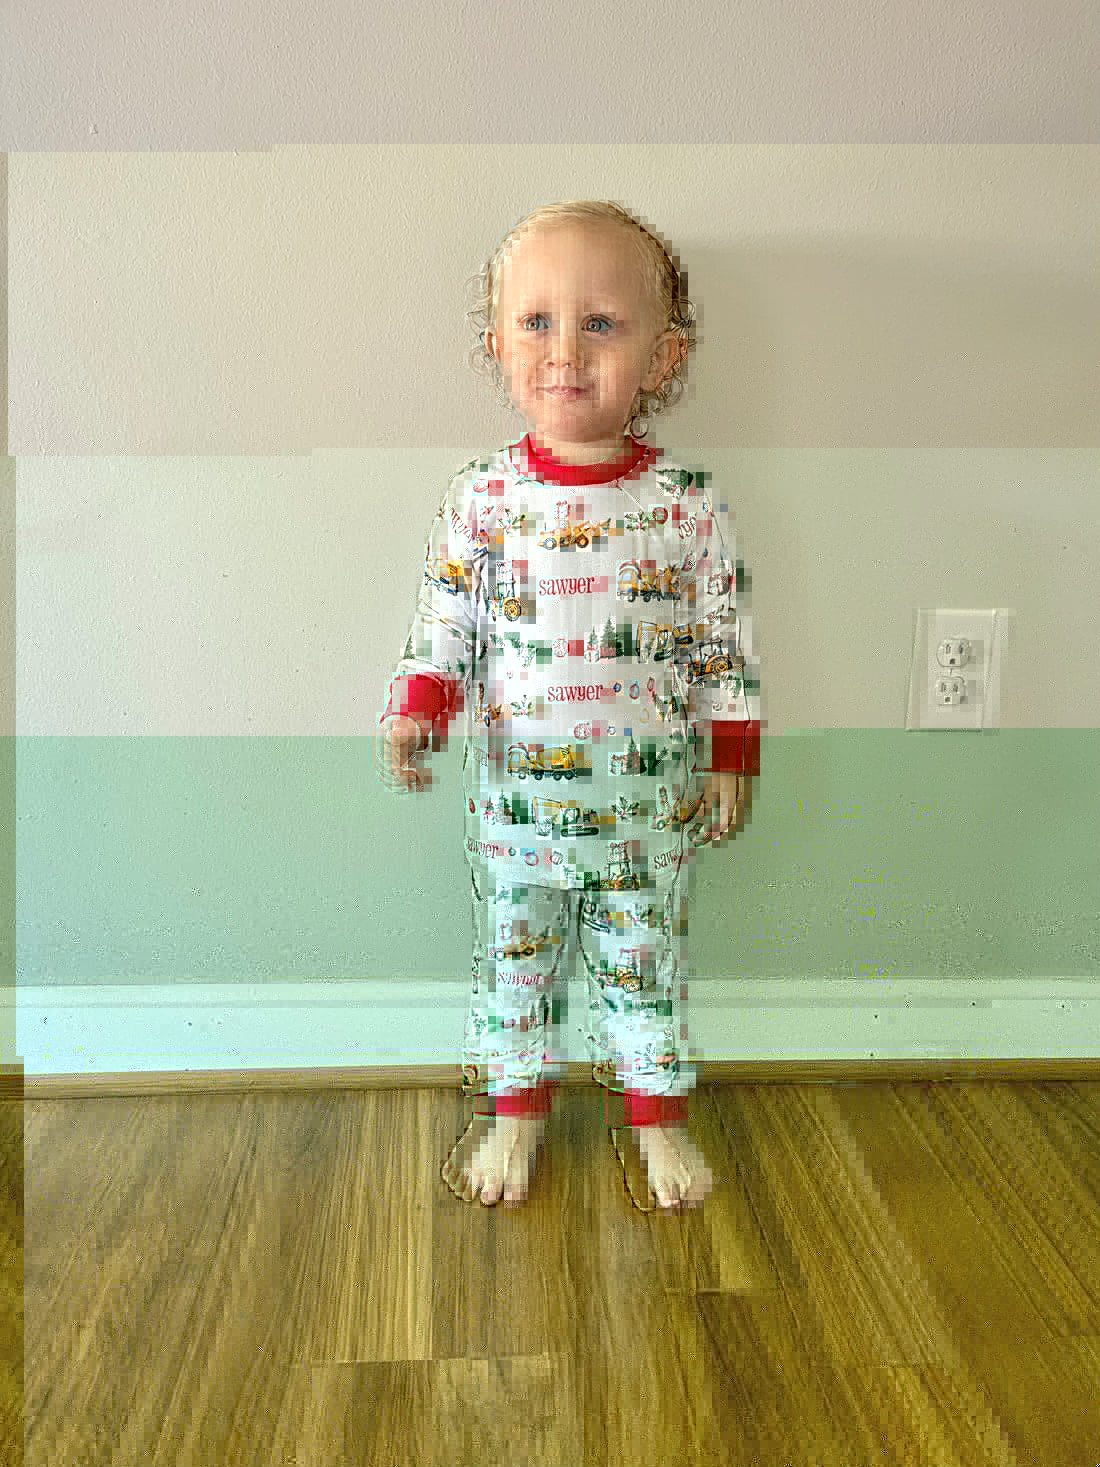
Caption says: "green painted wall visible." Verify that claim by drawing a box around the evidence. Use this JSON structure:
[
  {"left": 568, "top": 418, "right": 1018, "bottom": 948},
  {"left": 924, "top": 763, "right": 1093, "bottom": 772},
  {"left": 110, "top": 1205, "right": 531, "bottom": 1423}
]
[{"left": 14, "top": 732, "right": 1099, "bottom": 987}]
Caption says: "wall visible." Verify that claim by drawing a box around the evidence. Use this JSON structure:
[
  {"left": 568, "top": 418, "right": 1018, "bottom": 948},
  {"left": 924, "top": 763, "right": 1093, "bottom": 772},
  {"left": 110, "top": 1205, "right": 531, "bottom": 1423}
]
[{"left": 5, "top": 17, "right": 1100, "bottom": 1070}]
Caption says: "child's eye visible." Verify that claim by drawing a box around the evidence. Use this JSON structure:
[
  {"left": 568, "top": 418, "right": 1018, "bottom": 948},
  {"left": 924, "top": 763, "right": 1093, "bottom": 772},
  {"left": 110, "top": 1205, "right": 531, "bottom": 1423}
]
[{"left": 520, "top": 315, "right": 614, "bottom": 334}]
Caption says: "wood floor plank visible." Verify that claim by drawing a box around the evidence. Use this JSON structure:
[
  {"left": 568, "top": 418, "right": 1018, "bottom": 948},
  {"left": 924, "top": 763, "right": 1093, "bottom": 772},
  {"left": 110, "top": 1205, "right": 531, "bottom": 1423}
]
[
  {"left": 828, "top": 1080, "right": 1100, "bottom": 1463},
  {"left": 0, "top": 1100, "right": 23, "bottom": 1467},
  {"left": 726, "top": 1085, "right": 1027, "bottom": 1462},
  {"left": 19, "top": 1082, "right": 1100, "bottom": 1466}
]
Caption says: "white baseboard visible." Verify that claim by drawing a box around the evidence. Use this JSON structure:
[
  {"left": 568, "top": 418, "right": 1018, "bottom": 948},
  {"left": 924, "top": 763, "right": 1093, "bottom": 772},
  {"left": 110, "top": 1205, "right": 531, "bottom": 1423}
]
[{"left": 8, "top": 977, "right": 1099, "bottom": 1074}]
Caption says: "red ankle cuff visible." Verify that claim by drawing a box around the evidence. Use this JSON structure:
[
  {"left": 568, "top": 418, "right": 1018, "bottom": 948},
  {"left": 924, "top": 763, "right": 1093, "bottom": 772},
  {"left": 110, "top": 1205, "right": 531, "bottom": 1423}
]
[
  {"left": 624, "top": 1091, "right": 688, "bottom": 1128},
  {"left": 492, "top": 1080, "right": 555, "bottom": 1118}
]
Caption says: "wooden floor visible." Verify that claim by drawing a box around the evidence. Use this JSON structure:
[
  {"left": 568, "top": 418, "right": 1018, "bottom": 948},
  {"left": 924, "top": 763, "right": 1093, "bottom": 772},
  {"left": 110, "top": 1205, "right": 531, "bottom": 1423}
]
[{"left": 14, "top": 1081, "right": 1100, "bottom": 1466}]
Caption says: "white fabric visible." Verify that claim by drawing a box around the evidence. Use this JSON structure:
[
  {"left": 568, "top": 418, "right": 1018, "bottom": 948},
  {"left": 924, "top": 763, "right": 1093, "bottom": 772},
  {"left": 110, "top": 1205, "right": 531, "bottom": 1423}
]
[{"left": 380, "top": 437, "right": 758, "bottom": 891}]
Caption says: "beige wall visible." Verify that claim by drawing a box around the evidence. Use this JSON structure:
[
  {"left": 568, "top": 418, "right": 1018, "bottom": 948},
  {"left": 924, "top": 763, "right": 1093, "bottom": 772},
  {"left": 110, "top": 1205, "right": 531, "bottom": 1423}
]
[{"left": 10, "top": 145, "right": 1099, "bottom": 736}]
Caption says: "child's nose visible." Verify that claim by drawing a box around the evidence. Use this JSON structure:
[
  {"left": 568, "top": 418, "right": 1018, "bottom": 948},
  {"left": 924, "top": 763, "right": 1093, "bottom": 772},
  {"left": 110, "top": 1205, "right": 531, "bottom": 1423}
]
[{"left": 549, "top": 324, "right": 582, "bottom": 361}]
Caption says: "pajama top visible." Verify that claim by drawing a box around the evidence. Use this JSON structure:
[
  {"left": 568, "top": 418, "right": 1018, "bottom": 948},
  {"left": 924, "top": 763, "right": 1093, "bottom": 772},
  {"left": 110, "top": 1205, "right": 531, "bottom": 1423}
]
[{"left": 381, "top": 433, "right": 760, "bottom": 891}]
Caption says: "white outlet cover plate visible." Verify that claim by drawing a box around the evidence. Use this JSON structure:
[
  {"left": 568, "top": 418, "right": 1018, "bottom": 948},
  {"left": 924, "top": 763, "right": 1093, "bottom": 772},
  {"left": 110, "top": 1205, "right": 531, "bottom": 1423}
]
[{"left": 905, "top": 608, "right": 1013, "bottom": 731}]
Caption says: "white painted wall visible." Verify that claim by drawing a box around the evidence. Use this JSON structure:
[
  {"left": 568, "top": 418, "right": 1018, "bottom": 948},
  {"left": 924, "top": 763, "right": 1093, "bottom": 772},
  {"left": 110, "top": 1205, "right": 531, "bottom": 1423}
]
[{"left": 10, "top": 146, "right": 1100, "bottom": 737}]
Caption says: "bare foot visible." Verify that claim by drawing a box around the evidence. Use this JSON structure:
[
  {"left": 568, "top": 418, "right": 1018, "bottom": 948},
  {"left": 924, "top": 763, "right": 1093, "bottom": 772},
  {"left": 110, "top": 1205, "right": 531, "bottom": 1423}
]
[
  {"left": 441, "top": 1113, "right": 546, "bottom": 1206},
  {"left": 636, "top": 1125, "right": 714, "bottom": 1208}
]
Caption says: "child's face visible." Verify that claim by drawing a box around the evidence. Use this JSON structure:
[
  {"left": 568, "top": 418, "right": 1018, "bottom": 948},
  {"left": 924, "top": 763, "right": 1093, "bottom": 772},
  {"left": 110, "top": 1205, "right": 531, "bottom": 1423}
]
[{"left": 485, "top": 222, "right": 682, "bottom": 462}]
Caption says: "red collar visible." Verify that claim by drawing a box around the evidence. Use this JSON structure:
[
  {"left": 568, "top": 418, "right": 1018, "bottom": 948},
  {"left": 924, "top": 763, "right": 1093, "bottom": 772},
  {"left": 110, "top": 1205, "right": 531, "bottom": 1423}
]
[{"left": 515, "top": 433, "right": 656, "bottom": 486}]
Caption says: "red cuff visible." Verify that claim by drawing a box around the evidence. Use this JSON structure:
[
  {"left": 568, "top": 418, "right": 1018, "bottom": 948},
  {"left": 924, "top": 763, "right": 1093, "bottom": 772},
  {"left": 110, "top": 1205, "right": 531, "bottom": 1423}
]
[
  {"left": 625, "top": 1090, "right": 688, "bottom": 1127},
  {"left": 383, "top": 673, "right": 459, "bottom": 732},
  {"left": 702, "top": 719, "right": 760, "bottom": 775},
  {"left": 491, "top": 1079, "right": 556, "bottom": 1118}
]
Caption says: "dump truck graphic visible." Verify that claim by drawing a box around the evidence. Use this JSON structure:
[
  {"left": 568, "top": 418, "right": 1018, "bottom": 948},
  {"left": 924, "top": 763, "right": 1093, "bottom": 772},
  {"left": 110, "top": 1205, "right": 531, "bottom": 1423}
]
[{"left": 616, "top": 561, "right": 680, "bottom": 603}]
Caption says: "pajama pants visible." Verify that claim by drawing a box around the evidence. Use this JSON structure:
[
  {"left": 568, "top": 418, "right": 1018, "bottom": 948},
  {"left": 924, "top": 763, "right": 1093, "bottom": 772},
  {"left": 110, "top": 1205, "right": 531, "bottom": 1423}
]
[{"left": 459, "top": 859, "right": 698, "bottom": 1128}]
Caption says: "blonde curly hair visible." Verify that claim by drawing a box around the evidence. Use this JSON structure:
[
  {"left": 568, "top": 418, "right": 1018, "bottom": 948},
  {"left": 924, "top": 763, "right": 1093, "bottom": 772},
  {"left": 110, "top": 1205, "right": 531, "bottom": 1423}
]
[{"left": 465, "top": 199, "right": 697, "bottom": 440}]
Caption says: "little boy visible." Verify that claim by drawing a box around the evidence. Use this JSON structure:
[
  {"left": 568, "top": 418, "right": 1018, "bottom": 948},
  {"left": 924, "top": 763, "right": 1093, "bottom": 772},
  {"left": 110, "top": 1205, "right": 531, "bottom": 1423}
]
[{"left": 378, "top": 204, "right": 759, "bottom": 1209}]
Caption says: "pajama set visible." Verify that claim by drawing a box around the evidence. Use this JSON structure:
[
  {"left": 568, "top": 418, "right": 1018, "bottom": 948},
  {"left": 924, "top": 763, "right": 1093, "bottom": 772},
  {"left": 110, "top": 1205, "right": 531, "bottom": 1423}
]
[{"left": 380, "top": 432, "right": 760, "bottom": 1127}]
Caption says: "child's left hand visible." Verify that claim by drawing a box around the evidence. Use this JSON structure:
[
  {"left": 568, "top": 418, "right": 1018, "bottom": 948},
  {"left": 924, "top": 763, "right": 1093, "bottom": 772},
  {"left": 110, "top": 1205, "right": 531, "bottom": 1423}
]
[{"left": 686, "top": 772, "right": 745, "bottom": 845}]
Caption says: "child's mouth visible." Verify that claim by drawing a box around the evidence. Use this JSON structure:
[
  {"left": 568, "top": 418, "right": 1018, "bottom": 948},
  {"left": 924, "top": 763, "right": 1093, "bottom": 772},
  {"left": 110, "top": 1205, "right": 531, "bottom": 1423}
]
[{"left": 545, "top": 387, "right": 587, "bottom": 400}]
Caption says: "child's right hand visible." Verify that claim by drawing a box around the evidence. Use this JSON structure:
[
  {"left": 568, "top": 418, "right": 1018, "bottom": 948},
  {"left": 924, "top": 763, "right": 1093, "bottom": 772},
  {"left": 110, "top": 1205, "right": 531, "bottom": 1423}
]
[{"left": 380, "top": 714, "right": 430, "bottom": 791}]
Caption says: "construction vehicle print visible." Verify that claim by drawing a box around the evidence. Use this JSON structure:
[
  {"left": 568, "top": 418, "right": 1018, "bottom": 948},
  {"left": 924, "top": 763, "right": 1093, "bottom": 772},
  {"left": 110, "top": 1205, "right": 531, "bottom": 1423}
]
[
  {"left": 507, "top": 743, "right": 531, "bottom": 778},
  {"left": 424, "top": 557, "right": 468, "bottom": 595},
  {"left": 474, "top": 682, "right": 504, "bottom": 728},
  {"left": 531, "top": 797, "right": 599, "bottom": 837},
  {"left": 490, "top": 563, "right": 525, "bottom": 622},
  {"left": 560, "top": 805, "right": 600, "bottom": 837},
  {"left": 530, "top": 745, "right": 577, "bottom": 781},
  {"left": 506, "top": 742, "right": 579, "bottom": 781},
  {"left": 616, "top": 561, "right": 680, "bottom": 603},
  {"left": 636, "top": 621, "right": 694, "bottom": 661},
  {"left": 538, "top": 516, "right": 611, "bottom": 550},
  {"left": 604, "top": 842, "right": 640, "bottom": 891},
  {"left": 684, "top": 635, "right": 740, "bottom": 685}
]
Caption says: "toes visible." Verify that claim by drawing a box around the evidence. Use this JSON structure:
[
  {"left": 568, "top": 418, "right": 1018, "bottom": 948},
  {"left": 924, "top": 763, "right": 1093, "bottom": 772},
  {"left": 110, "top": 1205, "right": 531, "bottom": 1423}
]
[
  {"left": 502, "top": 1137, "right": 534, "bottom": 1203},
  {"left": 479, "top": 1171, "right": 503, "bottom": 1206}
]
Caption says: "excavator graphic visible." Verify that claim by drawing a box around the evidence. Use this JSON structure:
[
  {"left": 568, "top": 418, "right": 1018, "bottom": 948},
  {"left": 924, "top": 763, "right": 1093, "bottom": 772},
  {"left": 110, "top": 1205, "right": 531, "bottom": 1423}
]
[{"left": 531, "top": 797, "right": 600, "bottom": 838}]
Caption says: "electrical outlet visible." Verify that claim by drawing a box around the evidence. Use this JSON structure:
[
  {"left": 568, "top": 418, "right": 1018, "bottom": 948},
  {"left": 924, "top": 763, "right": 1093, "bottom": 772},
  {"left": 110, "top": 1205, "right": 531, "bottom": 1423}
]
[{"left": 905, "top": 608, "right": 1013, "bottom": 730}]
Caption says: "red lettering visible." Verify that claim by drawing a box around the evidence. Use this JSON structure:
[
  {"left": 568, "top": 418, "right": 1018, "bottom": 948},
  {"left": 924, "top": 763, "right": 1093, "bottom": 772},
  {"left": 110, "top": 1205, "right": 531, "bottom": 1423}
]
[
  {"left": 537, "top": 576, "right": 599, "bottom": 596},
  {"left": 546, "top": 685, "right": 606, "bottom": 702}
]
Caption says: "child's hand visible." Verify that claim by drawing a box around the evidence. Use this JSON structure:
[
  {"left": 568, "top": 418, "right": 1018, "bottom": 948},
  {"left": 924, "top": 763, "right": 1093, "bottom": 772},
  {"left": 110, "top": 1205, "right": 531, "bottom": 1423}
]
[
  {"left": 687, "top": 772, "right": 745, "bottom": 846},
  {"left": 379, "top": 714, "right": 430, "bottom": 792}
]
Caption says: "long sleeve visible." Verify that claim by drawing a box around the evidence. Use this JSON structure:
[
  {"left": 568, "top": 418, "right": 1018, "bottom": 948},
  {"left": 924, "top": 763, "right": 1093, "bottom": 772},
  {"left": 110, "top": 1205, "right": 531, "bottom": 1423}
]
[
  {"left": 670, "top": 477, "right": 760, "bottom": 776},
  {"left": 379, "top": 472, "right": 484, "bottom": 741}
]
